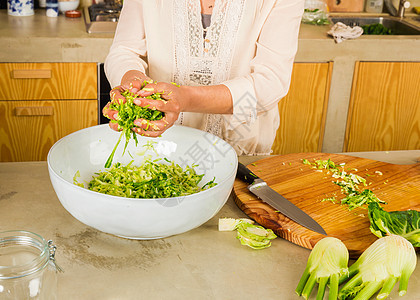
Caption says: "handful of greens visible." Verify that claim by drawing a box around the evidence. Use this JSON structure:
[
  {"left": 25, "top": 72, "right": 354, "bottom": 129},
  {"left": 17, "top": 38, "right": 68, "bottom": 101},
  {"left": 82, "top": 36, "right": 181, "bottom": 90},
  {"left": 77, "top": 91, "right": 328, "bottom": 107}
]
[
  {"left": 368, "top": 202, "right": 420, "bottom": 247},
  {"left": 104, "top": 89, "right": 165, "bottom": 168},
  {"left": 83, "top": 159, "right": 216, "bottom": 198}
]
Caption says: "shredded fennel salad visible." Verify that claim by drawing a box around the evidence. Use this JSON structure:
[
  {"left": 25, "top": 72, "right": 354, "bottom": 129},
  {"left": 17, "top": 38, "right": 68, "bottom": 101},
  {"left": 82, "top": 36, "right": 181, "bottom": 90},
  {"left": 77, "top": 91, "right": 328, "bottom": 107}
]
[
  {"left": 74, "top": 158, "right": 217, "bottom": 199},
  {"left": 74, "top": 142, "right": 217, "bottom": 198}
]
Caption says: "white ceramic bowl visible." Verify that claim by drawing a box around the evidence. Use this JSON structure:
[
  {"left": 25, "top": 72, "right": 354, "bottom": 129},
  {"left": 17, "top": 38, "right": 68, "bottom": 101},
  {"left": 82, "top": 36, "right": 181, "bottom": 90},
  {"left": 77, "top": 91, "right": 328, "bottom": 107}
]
[
  {"left": 58, "top": 0, "right": 79, "bottom": 13},
  {"left": 47, "top": 125, "right": 237, "bottom": 239}
]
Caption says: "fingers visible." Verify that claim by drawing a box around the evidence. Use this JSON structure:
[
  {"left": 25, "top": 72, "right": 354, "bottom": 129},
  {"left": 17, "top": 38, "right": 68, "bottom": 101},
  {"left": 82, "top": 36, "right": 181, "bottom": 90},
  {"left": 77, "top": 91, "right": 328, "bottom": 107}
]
[
  {"left": 102, "top": 102, "right": 118, "bottom": 120},
  {"left": 106, "top": 81, "right": 178, "bottom": 137},
  {"left": 133, "top": 98, "right": 168, "bottom": 111},
  {"left": 133, "top": 118, "right": 170, "bottom": 132},
  {"left": 110, "top": 87, "right": 126, "bottom": 105},
  {"left": 132, "top": 126, "right": 166, "bottom": 138},
  {"left": 140, "top": 82, "right": 174, "bottom": 99},
  {"left": 132, "top": 113, "right": 177, "bottom": 137},
  {"left": 131, "top": 121, "right": 173, "bottom": 138},
  {"left": 109, "top": 121, "right": 122, "bottom": 132},
  {"left": 103, "top": 101, "right": 120, "bottom": 132},
  {"left": 121, "top": 77, "right": 144, "bottom": 94}
]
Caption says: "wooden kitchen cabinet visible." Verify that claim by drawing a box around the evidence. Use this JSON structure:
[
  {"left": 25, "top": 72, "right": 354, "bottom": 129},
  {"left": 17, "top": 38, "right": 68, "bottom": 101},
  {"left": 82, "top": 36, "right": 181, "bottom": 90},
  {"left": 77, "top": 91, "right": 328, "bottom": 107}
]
[
  {"left": 271, "top": 62, "right": 332, "bottom": 155},
  {"left": 344, "top": 62, "right": 420, "bottom": 152},
  {"left": 0, "top": 63, "right": 98, "bottom": 162}
]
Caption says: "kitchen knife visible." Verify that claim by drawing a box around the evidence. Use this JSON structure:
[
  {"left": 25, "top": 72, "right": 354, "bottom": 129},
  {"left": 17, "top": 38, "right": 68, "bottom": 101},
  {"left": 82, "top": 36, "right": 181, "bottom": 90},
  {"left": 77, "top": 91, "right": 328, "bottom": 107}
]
[{"left": 236, "top": 162, "right": 327, "bottom": 235}]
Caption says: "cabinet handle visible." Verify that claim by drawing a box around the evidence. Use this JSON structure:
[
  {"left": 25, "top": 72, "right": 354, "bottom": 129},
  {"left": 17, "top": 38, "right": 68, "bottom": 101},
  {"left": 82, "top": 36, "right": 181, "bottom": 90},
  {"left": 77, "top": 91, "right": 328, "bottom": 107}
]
[
  {"left": 15, "top": 106, "right": 54, "bottom": 116},
  {"left": 12, "top": 69, "right": 52, "bottom": 79}
]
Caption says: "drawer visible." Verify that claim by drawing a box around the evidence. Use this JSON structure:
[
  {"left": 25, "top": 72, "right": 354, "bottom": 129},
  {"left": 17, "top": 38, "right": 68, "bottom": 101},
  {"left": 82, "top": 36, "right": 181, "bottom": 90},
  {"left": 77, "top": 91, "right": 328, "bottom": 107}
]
[
  {"left": 0, "top": 100, "right": 98, "bottom": 162},
  {"left": 0, "top": 63, "right": 97, "bottom": 100}
]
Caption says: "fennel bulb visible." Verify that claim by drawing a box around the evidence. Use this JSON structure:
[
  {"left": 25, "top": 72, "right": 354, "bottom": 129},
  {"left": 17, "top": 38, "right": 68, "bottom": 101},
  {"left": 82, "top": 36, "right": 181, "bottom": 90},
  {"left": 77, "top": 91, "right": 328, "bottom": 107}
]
[
  {"left": 296, "top": 237, "right": 349, "bottom": 300},
  {"left": 338, "top": 235, "right": 417, "bottom": 300}
]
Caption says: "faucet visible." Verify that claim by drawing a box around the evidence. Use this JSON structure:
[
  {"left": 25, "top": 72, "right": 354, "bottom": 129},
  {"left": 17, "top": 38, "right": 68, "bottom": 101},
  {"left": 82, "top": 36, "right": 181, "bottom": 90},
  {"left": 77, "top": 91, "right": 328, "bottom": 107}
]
[
  {"left": 397, "top": 0, "right": 411, "bottom": 18},
  {"left": 384, "top": 0, "right": 411, "bottom": 18}
]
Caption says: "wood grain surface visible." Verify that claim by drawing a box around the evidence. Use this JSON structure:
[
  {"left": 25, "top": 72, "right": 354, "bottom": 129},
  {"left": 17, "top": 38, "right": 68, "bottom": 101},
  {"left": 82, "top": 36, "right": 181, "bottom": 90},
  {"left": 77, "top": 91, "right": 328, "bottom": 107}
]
[
  {"left": 233, "top": 153, "right": 420, "bottom": 258},
  {"left": 271, "top": 63, "right": 332, "bottom": 155},
  {"left": 0, "top": 63, "right": 97, "bottom": 101},
  {"left": 0, "top": 100, "right": 98, "bottom": 162},
  {"left": 344, "top": 62, "right": 420, "bottom": 152}
]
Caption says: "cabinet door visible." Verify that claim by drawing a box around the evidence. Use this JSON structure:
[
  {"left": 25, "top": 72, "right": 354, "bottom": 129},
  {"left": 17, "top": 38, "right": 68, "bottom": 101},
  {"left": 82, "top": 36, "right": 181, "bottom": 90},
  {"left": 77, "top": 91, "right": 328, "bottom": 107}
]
[
  {"left": 271, "top": 62, "right": 332, "bottom": 155},
  {"left": 344, "top": 62, "right": 420, "bottom": 152},
  {"left": 0, "top": 100, "right": 98, "bottom": 162},
  {"left": 0, "top": 63, "right": 97, "bottom": 100}
]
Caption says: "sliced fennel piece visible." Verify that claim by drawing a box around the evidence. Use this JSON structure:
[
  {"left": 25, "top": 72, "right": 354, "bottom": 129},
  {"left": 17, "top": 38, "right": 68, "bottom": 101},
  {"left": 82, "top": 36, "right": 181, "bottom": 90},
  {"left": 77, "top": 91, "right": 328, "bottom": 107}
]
[
  {"left": 338, "top": 235, "right": 417, "bottom": 300},
  {"left": 296, "top": 237, "right": 349, "bottom": 300},
  {"left": 236, "top": 222, "right": 277, "bottom": 249},
  {"left": 218, "top": 218, "right": 276, "bottom": 249},
  {"left": 218, "top": 218, "right": 254, "bottom": 231}
]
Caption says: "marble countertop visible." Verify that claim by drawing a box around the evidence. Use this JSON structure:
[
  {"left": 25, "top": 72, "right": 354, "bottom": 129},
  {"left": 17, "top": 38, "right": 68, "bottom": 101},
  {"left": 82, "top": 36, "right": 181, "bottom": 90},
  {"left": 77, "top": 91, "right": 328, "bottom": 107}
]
[{"left": 0, "top": 150, "right": 419, "bottom": 299}]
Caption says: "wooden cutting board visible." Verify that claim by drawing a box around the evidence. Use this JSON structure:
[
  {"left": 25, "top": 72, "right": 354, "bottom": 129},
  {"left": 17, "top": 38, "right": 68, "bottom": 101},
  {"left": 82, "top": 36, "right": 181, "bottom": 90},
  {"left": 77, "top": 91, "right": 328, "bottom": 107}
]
[{"left": 233, "top": 153, "right": 420, "bottom": 258}]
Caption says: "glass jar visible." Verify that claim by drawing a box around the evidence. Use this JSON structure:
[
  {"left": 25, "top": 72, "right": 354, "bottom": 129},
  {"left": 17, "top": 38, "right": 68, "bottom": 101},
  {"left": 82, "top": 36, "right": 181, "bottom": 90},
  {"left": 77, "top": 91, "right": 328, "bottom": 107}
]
[
  {"left": 0, "top": 230, "right": 63, "bottom": 299},
  {"left": 365, "top": 0, "right": 384, "bottom": 13}
]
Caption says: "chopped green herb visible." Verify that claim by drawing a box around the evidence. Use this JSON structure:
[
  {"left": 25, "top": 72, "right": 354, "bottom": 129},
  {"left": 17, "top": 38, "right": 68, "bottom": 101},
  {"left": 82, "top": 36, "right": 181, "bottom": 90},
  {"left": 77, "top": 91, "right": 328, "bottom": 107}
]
[
  {"left": 302, "top": 158, "right": 311, "bottom": 165},
  {"left": 321, "top": 197, "right": 337, "bottom": 204},
  {"left": 302, "top": 158, "right": 386, "bottom": 210}
]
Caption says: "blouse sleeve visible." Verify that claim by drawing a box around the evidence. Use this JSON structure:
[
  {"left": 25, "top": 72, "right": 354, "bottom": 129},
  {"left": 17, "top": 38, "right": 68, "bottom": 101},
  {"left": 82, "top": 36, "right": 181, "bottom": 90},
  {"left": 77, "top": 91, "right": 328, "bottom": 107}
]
[
  {"left": 222, "top": 0, "right": 304, "bottom": 128},
  {"left": 104, "top": 0, "right": 148, "bottom": 88}
]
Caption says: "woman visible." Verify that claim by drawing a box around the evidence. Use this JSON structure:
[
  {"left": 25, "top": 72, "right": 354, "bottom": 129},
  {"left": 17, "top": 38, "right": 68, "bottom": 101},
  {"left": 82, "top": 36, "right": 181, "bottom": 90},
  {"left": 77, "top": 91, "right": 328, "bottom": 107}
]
[{"left": 104, "top": 0, "right": 304, "bottom": 155}]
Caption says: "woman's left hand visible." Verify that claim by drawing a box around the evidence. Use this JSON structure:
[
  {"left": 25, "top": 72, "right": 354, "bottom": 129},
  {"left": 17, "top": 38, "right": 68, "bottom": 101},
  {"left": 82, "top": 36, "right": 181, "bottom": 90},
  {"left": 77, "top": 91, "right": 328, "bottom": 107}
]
[{"left": 132, "top": 81, "right": 189, "bottom": 137}]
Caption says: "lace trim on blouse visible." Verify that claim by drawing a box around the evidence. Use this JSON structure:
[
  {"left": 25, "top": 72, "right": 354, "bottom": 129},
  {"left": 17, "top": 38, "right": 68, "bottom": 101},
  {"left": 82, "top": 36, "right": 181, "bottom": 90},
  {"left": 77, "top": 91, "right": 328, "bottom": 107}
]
[{"left": 173, "top": 0, "right": 245, "bottom": 137}]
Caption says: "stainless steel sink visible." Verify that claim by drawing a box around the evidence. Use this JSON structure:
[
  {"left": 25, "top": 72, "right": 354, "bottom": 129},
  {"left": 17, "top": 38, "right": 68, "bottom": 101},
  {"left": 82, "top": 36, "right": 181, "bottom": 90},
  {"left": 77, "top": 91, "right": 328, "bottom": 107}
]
[
  {"left": 330, "top": 16, "right": 420, "bottom": 35},
  {"left": 83, "top": 6, "right": 119, "bottom": 34}
]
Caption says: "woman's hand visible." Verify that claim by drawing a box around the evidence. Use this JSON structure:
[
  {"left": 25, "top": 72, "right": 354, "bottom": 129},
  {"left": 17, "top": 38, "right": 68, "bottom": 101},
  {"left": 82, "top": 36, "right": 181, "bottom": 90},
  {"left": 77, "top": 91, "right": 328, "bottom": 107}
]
[
  {"left": 102, "top": 70, "right": 151, "bottom": 132},
  {"left": 131, "top": 81, "right": 187, "bottom": 137}
]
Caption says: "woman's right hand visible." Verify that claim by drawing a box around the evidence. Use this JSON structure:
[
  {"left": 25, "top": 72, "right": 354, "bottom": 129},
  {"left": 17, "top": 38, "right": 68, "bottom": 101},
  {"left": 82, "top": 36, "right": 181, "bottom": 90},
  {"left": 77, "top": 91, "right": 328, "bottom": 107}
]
[{"left": 102, "top": 70, "right": 152, "bottom": 132}]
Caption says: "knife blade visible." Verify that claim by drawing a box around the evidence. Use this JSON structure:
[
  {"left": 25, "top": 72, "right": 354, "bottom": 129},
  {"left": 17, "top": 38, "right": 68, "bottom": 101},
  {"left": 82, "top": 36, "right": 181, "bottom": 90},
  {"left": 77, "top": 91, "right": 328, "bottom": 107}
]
[{"left": 236, "top": 162, "right": 327, "bottom": 235}]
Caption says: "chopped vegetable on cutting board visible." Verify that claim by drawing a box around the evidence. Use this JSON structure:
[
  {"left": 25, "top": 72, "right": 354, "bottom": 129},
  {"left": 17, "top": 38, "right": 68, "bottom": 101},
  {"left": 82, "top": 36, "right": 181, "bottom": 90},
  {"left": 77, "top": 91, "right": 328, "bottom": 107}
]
[{"left": 302, "top": 158, "right": 387, "bottom": 211}]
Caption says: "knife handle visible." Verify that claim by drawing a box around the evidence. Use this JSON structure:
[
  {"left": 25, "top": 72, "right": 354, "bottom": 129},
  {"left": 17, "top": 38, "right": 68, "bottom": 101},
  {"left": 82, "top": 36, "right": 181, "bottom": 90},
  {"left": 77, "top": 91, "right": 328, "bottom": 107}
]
[{"left": 236, "top": 162, "right": 261, "bottom": 184}]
